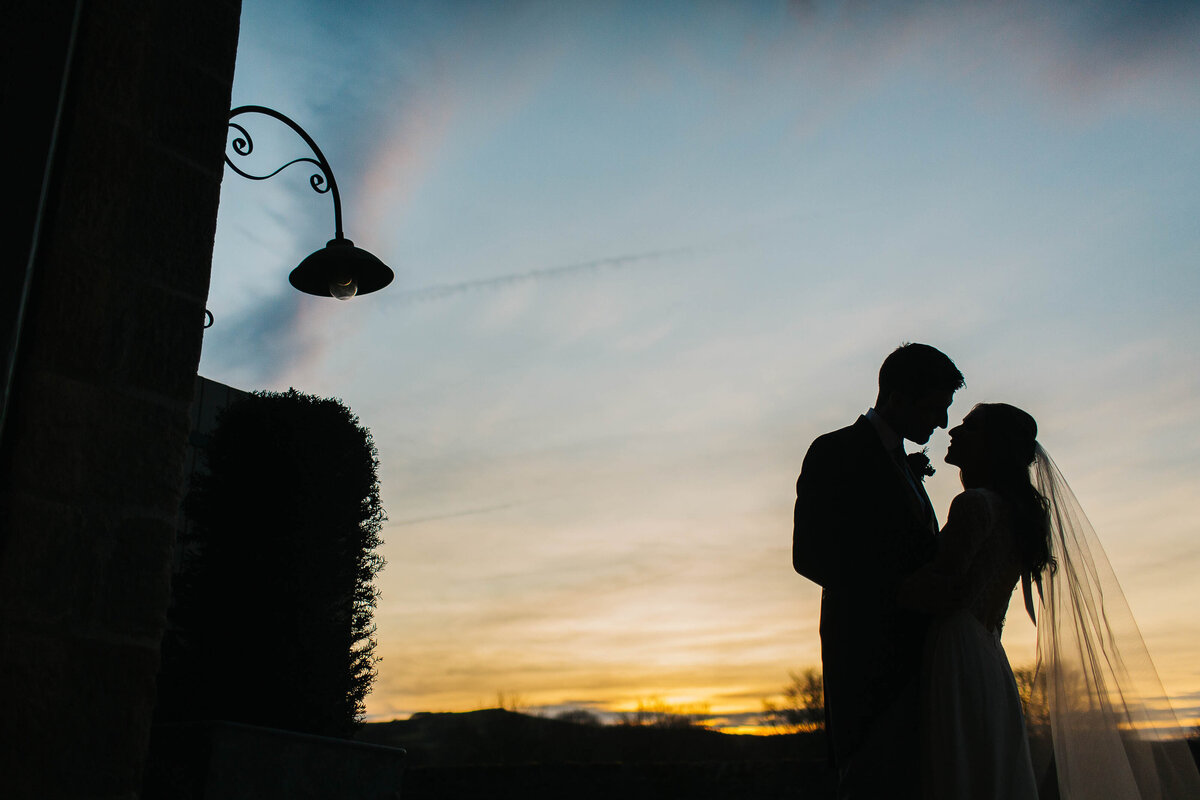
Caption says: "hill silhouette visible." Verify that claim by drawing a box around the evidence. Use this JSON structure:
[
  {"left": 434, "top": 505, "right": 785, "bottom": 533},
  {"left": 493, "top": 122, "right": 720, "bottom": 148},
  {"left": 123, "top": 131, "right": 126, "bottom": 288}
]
[
  {"left": 356, "top": 709, "right": 830, "bottom": 798},
  {"left": 358, "top": 708, "right": 823, "bottom": 767}
]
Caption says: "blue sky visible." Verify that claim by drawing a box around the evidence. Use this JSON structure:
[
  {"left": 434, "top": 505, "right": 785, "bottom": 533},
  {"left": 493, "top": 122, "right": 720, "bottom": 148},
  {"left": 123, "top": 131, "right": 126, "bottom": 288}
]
[{"left": 200, "top": 0, "right": 1200, "bottom": 727}]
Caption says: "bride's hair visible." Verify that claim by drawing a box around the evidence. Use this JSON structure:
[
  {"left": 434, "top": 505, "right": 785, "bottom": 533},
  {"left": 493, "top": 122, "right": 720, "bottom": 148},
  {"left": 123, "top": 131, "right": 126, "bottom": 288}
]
[{"left": 975, "top": 403, "right": 1055, "bottom": 577}]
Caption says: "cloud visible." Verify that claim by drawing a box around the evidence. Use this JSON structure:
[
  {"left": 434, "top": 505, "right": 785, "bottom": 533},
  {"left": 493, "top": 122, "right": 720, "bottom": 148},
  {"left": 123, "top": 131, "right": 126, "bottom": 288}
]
[
  {"left": 201, "top": 293, "right": 304, "bottom": 381},
  {"left": 345, "top": 4, "right": 572, "bottom": 244},
  {"left": 200, "top": 291, "right": 345, "bottom": 387},
  {"left": 765, "top": 1, "right": 1200, "bottom": 135}
]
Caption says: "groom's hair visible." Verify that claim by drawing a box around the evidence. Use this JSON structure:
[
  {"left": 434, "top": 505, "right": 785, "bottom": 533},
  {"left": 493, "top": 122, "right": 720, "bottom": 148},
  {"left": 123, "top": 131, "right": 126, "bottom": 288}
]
[{"left": 878, "top": 343, "right": 964, "bottom": 399}]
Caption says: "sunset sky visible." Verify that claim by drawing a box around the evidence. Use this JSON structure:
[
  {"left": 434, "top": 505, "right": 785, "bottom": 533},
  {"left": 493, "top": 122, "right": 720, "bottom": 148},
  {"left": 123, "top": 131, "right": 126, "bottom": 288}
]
[{"left": 199, "top": 0, "right": 1200, "bottom": 729}]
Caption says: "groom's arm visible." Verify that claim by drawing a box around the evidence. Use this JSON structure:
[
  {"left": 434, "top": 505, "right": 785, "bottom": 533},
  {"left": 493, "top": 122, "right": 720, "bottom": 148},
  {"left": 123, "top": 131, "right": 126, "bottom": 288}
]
[{"left": 793, "top": 434, "right": 846, "bottom": 589}]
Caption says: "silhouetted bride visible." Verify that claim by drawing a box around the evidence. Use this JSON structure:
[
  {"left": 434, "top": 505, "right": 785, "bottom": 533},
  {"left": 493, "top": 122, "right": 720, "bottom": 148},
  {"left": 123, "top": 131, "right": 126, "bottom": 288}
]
[{"left": 902, "top": 403, "right": 1200, "bottom": 800}]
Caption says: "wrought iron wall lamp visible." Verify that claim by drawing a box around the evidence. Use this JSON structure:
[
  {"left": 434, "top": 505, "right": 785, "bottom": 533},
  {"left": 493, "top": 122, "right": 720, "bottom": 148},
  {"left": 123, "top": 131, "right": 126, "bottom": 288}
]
[{"left": 224, "top": 105, "right": 393, "bottom": 301}]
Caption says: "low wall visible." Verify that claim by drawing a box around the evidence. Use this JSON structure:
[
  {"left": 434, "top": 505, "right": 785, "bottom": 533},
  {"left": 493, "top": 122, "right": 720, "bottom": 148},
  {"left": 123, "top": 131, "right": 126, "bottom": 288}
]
[{"left": 143, "top": 721, "right": 406, "bottom": 799}]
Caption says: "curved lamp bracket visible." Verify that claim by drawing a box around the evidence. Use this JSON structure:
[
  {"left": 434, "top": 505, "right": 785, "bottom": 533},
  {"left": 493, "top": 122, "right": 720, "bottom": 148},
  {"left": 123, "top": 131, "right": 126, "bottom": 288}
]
[
  {"left": 226, "top": 104, "right": 345, "bottom": 239},
  {"left": 220, "top": 105, "right": 392, "bottom": 300}
]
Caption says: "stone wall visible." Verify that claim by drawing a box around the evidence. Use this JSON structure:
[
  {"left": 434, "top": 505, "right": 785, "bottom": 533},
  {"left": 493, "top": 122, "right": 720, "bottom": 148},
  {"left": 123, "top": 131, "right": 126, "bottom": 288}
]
[
  {"left": 0, "top": 2, "right": 241, "bottom": 797},
  {"left": 143, "top": 722, "right": 406, "bottom": 800}
]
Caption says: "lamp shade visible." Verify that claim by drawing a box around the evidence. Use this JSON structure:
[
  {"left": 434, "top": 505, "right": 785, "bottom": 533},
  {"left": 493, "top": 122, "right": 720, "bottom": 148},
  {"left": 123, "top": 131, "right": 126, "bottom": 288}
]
[{"left": 289, "top": 236, "right": 393, "bottom": 299}]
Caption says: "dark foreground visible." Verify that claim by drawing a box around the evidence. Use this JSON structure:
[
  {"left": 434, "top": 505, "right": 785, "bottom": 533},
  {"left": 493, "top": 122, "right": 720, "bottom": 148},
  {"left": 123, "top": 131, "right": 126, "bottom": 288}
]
[{"left": 401, "top": 759, "right": 828, "bottom": 799}]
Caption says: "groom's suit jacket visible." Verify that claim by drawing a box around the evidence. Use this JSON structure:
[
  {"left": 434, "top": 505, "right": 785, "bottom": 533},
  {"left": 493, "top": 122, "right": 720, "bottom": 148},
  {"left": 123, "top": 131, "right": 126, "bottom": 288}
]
[{"left": 793, "top": 415, "right": 938, "bottom": 791}]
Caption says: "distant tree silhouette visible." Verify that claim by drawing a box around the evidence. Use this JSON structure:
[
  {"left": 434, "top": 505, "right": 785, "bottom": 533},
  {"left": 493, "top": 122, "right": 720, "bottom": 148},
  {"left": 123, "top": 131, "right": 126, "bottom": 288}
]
[
  {"left": 554, "top": 708, "right": 603, "bottom": 727},
  {"left": 1012, "top": 665, "right": 1049, "bottom": 731},
  {"left": 495, "top": 691, "right": 528, "bottom": 713},
  {"left": 763, "top": 668, "right": 824, "bottom": 732},
  {"left": 619, "top": 698, "right": 711, "bottom": 729},
  {"left": 157, "top": 389, "right": 385, "bottom": 737}
]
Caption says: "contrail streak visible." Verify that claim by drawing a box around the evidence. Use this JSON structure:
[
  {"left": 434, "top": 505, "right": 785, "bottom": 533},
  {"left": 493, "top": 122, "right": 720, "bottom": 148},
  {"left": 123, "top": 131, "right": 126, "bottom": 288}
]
[
  {"left": 388, "top": 503, "right": 518, "bottom": 527},
  {"left": 392, "top": 245, "right": 697, "bottom": 305},
  {"left": 388, "top": 206, "right": 845, "bottom": 306}
]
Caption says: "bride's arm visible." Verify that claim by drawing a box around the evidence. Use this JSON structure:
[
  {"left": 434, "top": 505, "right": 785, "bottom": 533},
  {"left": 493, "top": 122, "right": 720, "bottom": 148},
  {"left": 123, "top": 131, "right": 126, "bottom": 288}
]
[{"left": 897, "top": 491, "right": 990, "bottom": 614}]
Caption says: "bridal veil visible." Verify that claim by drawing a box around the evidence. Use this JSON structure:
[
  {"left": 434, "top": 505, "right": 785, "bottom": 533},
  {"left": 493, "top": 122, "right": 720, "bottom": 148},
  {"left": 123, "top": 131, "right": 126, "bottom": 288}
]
[{"left": 1029, "top": 445, "right": 1200, "bottom": 799}]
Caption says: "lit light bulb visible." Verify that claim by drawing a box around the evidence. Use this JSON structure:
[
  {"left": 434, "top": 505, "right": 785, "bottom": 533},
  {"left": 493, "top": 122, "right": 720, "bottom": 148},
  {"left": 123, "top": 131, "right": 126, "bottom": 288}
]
[{"left": 329, "top": 276, "right": 358, "bottom": 300}]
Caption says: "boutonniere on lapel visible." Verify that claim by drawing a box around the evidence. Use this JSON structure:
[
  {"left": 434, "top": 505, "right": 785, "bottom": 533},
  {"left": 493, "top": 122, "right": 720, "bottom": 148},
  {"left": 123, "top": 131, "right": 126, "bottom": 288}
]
[{"left": 906, "top": 449, "right": 935, "bottom": 481}]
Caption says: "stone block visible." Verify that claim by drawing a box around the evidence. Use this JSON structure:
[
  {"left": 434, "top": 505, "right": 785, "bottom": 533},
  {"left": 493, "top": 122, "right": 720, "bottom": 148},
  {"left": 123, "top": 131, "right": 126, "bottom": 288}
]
[
  {"left": 5, "top": 369, "right": 191, "bottom": 512},
  {"left": 91, "top": 0, "right": 242, "bottom": 85},
  {"left": 20, "top": 243, "right": 120, "bottom": 388},
  {"left": 47, "top": 114, "right": 140, "bottom": 266},
  {"left": 0, "top": 494, "right": 178, "bottom": 646},
  {"left": 40, "top": 111, "right": 220, "bottom": 303},
  {"left": 69, "top": 5, "right": 152, "bottom": 126},
  {"left": 100, "top": 516, "right": 177, "bottom": 643},
  {"left": 21, "top": 242, "right": 208, "bottom": 402},
  {"left": 76, "top": 1, "right": 239, "bottom": 178},
  {"left": 0, "top": 494, "right": 96, "bottom": 632},
  {"left": 108, "top": 284, "right": 208, "bottom": 400},
  {"left": 11, "top": 373, "right": 76, "bottom": 493},
  {"left": 0, "top": 632, "right": 160, "bottom": 797},
  {"left": 124, "top": 152, "right": 225, "bottom": 296},
  {"left": 140, "top": 54, "right": 240, "bottom": 173},
  {"left": 161, "top": 1, "right": 243, "bottom": 83}
]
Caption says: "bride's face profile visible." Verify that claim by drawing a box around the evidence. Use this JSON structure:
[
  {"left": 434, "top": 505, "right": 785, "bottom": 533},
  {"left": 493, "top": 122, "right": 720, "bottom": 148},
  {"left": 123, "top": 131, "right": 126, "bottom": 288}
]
[
  {"left": 944, "top": 408, "right": 989, "bottom": 470},
  {"left": 946, "top": 403, "right": 1039, "bottom": 488}
]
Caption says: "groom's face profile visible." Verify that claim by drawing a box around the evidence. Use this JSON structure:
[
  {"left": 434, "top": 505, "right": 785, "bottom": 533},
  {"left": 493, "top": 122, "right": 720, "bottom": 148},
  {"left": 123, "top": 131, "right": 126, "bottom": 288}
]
[{"left": 889, "top": 388, "right": 955, "bottom": 445}]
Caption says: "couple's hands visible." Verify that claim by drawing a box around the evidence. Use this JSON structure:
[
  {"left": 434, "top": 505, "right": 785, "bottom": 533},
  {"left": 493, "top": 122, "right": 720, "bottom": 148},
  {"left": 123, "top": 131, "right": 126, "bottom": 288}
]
[{"left": 898, "top": 565, "right": 966, "bottom": 615}]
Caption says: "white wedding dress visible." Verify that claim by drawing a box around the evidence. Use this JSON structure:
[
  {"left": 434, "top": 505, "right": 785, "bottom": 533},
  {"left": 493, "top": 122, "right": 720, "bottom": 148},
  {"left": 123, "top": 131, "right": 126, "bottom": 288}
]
[
  {"left": 922, "top": 450, "right": 1200, "bottom": 800},
  {"left": 921, "top": 488, "right": 1038, "bottom": 800}
]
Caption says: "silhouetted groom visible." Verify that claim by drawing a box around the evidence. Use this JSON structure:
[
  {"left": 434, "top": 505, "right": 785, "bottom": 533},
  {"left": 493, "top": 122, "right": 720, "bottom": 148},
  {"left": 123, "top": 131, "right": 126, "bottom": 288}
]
[{"left": 793, "top": 343, "right": 963, "bottom": 799}]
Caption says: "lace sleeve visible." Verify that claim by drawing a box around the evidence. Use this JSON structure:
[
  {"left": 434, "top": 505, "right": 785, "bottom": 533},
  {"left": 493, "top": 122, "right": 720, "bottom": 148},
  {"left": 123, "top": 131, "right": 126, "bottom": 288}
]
[
  {"left": 898, "top": 490, "right": 996, "bottom": 614},
  {"left": 933, "top": 489, "right": 994, "bottom": 580}
]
